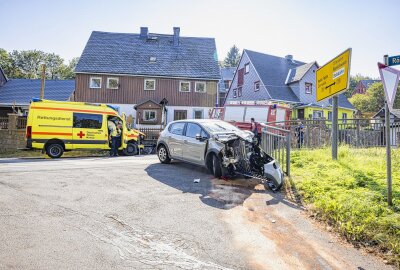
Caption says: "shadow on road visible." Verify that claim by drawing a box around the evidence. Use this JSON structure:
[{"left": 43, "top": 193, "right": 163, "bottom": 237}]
[{"left": 145, "top": 161, "right": 303, "bottom": 210}]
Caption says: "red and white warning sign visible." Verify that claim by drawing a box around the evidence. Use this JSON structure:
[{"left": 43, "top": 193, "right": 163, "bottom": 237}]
[{"left": 378, "top": 63, "right": 399, "bottom": 111}]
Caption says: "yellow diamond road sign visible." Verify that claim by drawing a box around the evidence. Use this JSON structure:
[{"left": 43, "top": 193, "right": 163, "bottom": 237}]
[{"left": 316, "top": 48, "right": 352, "bottom": 102}]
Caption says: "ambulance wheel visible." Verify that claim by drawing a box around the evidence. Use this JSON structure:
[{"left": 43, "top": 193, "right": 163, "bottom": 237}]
[
  {"left": 46, "top": 143, "right": 64, "bottom": 158},
  {"left": 123, "top": 142, "right": 138, "bottom": 156}
]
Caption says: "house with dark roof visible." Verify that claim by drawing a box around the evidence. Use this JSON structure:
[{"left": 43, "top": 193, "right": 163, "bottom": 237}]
[
  {"left": 218, "top": 67, "right": 236, "bottom": 106},
  {"left": 74, "top": 27, "right": 220, "bottom": 127},
  {"left": 225, "top": 49, "right": 355, "bottom": 121},
  {"left": 352, "top": 79, "right": 381, "bottom": 96},
  {"left": 0, "top": 78, "right": 75, "bottom": 117}
]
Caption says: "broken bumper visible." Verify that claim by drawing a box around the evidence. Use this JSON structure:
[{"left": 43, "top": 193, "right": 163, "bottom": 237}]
[{"left": 263, "top": 160, "right": 284, "bottom": 190}]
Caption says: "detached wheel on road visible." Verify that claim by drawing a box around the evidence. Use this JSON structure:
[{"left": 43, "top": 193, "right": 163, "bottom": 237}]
[
  {"left": 46, "top": 143, "right": 64, "bottom": 158},
  {"left": 157, "top": 145, "right": 171, "bottom": 164},
  {"left": 123, "top": 142, "right": 138, "bottom": 156}
]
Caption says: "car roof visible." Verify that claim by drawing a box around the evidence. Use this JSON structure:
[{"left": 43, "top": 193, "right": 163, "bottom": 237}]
[{"left": 169, "top": 119, "right": 225, "bottom": 124}]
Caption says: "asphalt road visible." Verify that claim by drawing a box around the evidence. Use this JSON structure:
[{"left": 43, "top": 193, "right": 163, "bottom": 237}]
[{"left": 0, "top": 155, "right": 393, "bottom": 270}]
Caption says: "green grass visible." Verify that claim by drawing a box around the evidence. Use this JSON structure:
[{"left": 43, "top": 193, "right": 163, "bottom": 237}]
[{"left": 291, "top": 146, "right": 400, "bottom": 266}]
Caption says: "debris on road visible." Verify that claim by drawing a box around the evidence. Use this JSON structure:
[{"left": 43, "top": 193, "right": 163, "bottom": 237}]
[{"left": 194, "top": 178, "right": 200, "bottom": 183}]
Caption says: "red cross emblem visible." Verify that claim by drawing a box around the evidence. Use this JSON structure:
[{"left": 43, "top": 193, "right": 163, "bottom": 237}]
[{"left": 77, "top": 131, "right": 85, "bottom": 138}]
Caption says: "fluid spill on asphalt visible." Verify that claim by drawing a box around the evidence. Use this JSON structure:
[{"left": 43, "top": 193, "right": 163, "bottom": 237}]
[{"left": 207, "top": 178, "right": 352, "bottom": 270}]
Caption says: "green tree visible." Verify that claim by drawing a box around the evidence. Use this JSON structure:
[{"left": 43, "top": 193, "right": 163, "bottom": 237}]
[
  {"left": 349, "top": 82, "right": 400, "bottom": 113},
  {"left": 59, "top": 57, "right": 79, "bottom": 79},
  {"left": 0, "top": 48, "right": 78, "bottom": 80},
  {"left": 223, "top": 45, "right": 241, "bottom": 67}
]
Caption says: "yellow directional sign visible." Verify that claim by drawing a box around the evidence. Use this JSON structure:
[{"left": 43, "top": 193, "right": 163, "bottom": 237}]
[{"left": 316, "top": 48, "right": 352, "bottom": 102}]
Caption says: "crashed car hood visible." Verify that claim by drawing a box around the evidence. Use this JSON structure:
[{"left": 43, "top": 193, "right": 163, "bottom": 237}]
[{"left": 212, "top": 130, "right": 254, "bottom": 143}]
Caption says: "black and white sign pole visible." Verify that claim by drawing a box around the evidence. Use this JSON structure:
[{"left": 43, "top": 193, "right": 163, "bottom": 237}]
[
  {"left": 383, "top": 55, "right": 393, "bottom": 206},
  {"left": 332, "top": 95, "right": 338, "bottom": 160}
]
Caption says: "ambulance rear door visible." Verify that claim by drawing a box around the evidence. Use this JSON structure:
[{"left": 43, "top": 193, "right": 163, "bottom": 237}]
[{"left": 72, "top": 112, "right": 108, "bottom": 149}]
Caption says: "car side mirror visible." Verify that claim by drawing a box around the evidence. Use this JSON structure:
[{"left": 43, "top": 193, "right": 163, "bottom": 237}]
[{"left": 195, "top": 134, "right": 202, "bottom": 140}]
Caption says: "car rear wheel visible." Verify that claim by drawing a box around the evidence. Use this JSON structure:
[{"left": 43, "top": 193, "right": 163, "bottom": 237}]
[
  {"left": 46, "top": 143, "right": 64, "bottom": 158},
  {"left": 158, "top": 145, "right": 171, "bottom": 164},
  {"left": 123, "top": 142, "right": 138, "bottom": 156}
]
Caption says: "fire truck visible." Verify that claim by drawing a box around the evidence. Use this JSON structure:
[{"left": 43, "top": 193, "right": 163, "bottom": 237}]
[{"left": 209, "top": 100, "right": 292, "bottom": 133}]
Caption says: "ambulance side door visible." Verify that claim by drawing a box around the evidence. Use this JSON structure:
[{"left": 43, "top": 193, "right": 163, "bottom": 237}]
[{"left": 72, "top": 113, "right": 108, "bottom": 149}]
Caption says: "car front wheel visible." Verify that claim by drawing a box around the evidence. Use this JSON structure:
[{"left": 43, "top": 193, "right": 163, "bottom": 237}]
[
  {"left": 123, "top": 142, "right": 138, "bottom": 156},
  {"left": 158, "top": 145, "right": 171, "bottom": 164}
]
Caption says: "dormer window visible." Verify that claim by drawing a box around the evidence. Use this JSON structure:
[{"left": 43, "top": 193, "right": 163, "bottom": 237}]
[{"left": 149, "top": 56, "right": 157, "bottom": 63}]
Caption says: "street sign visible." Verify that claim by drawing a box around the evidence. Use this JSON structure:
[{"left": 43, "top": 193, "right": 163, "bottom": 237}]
[
  {"left": 316, "top": 48, "right": 352, "bottom": 102},
  {"left": 388, "top": 55, "right": 400, "bottom": 66},
  {"left": 378, "top": 63, "right": 400, "bottom": 111}
]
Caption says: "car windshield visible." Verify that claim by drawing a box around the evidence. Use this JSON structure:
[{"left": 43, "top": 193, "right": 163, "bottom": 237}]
[{"left": 202, "top": 121, "right": 240, "bottom": 133}]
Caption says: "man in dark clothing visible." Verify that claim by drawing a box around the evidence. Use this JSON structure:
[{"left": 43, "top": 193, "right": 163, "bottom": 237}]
[
  {"left": 109, "top": 122, "right": 122, "bottom": 157},
  {"left": 295, "top": 120, "right": 304, "bottom": 148}
]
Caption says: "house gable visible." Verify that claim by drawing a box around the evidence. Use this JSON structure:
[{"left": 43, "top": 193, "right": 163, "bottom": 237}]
[{"left": 225, "top": 51, "right": 270, "bottom": 104}]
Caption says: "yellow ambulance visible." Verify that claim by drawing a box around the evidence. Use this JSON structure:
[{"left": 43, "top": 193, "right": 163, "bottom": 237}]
[{"left": 25, "top": 99, "right": 144, "bottom": 158}]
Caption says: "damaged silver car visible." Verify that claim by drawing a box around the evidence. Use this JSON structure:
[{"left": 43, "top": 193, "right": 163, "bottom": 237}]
[{"left": 156, "top": 119, "right": 284, "bottom": 191}]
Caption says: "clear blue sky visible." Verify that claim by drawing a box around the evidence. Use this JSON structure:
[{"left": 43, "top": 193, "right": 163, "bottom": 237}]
[{"left": 1, "top": 0, "right": 399, "bottom": 78}]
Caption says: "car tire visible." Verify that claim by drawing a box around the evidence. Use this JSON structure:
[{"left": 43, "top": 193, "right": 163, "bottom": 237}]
[
  {"left": 46, "top": 143, "right": 64, "bottom": 158},
  {"left": 212, "top": 154, "right": 223, "bottom": 178},
  {"left": 157, "top": 145, "right": 171, "bottom": 164},
  {"left": 123, "top": 142, "right": 138, "bottom": 156}
]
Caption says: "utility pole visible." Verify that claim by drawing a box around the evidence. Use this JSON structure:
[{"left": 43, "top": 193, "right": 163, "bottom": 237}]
[
  {"left": 332, "top": 95, "right": 338, "bottom": 159},
  {"left": 383, "top": 55, "right": 392, "bottom": 206},
  {"left": 40, "top": 64, "right": 46, "bottom": 99}
]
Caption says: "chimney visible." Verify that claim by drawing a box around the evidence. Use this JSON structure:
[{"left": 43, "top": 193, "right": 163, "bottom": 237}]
[
  {"left": 173, "top": 27, "right": 180, "bottom": 46},
  {"left": 140, "top": 27, "right": 148, "bottom": 38},
  {"left": 285, "top": 55, "right": 293, "bottom": 61}
]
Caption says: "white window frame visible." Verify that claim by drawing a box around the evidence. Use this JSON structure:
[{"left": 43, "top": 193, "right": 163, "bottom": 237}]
[
  {"left": 106, "top": 77, "right": 119, "bottom": 89},
  {"left": 233, "top": 88, "right": 237, "bottom": 98},
  {"left": 144, "top": 79, "right": 156, "bottom": 91},
  {"left": 254, "top": 81, "right": 260, "bottom": 92},
  {"left": 143, "top": 110, "right": 157, "bottom": 121},
  {"left": 89, "top": 77, "right": 102, "bottom": 89},
  {"left": 305, "top": 82, "right": 312, "bottom": 94},
  {"left": 195, "top": 82, "right": 206, "bottom": 93},
  {"left": 193, "top": 109, "right": 204, "bottom": 119},
  {"left": 244, "top": 63, "right": 250, "bottom": 74},
  {"left": 179, "top": 81, "right": 191, "bottom": 92}
]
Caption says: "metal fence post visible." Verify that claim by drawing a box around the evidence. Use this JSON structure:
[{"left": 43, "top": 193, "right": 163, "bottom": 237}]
[
  {"left": 286, "top": 132, "right": 291, "bottom": 176},
  {"left": 356, "top": 119, "right": 360, "bottom": 147}
]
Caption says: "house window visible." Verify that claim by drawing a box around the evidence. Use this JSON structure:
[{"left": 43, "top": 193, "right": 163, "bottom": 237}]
[
  {"left": 107, "top": 77, "right": 119, "bottom": 89},
  {"left": 238, "top": 86, "right": 242, "bottom": 97},
  {"left": 305, "top": 83, "right": 312, "bottom": 94},
  {"left": 342, "top": 112, "right": 347, "bottom": 124},
  {"left": 224, "top": 80, "right": 231, "bottom": 89},
  {"left": 244, "top": 63, "right": 250, "bottom": 74},
  {"left": 144, "top": 79, "right": 156, "bottom": 91},
  {"left": 254, "top": 81, "right": 260, "bottom": 92},
  {"left": 233, "top": 88, "right": 237, "bottom": 98},
  {"left": 179, "top": 81, "right": 191, "bottom": 92},
  {"left": 193, "top": 109, "right": 204, "bottom": 119},
  {"left": 328, "top": 111, "right": 333, "bottom": 121},
  {"left": 143, "top": 110, "right": 157, "bottom": 121},
  {"left": 195, "top": 82, "right": 206, "bottom": 93},
  {"left": 89, "top": 77, "right": 102, "bottom": 88},
  {"left": 149, "top": 56, "right": 157, "bottom": 63},
  {"left": 313, "top": 110, "right": 323, "bottom": 119}
]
